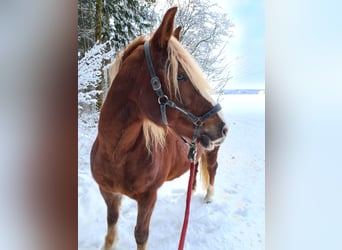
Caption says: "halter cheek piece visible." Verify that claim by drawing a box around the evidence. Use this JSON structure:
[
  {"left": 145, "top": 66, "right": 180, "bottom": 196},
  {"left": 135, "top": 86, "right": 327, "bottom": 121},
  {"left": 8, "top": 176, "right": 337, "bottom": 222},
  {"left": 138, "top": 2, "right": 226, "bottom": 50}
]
[{"left": 144, "top": 40, "right": 222, "bottom": 161}]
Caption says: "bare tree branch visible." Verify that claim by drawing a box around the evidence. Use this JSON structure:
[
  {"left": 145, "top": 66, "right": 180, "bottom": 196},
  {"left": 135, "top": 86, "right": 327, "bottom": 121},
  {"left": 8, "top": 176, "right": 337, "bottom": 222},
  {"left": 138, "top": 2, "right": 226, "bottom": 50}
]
[{"left": 160, "top": 0, "right": 234, "bottom": 91}]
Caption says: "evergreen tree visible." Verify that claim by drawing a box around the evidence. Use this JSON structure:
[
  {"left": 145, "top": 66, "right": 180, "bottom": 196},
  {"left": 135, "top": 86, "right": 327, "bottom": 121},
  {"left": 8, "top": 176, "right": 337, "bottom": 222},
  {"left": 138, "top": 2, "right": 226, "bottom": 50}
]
[
  {"left": 78, "top": 0, "right": 157, "bottom": 114},
  {"left": 78, "top": 0, "right": 96, "bottom": 58},
  {"left": 78, "top": 0, "right": 157, "bottom": 59}
]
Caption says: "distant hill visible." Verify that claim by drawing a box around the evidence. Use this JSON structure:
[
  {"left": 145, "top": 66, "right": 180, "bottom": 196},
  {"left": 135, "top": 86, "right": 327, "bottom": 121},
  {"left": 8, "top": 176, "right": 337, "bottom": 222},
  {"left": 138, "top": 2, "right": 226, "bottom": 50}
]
[{"left": 220, "top": 89, "right": 265, "bottom": 95}]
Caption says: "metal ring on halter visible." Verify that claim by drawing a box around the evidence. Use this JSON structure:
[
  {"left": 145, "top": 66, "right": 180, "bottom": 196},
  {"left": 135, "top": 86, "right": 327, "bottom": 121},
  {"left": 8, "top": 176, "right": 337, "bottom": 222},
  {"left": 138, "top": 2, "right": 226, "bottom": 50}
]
[{"left": 158, "top": 95, "right": 169, "bottom": 105}]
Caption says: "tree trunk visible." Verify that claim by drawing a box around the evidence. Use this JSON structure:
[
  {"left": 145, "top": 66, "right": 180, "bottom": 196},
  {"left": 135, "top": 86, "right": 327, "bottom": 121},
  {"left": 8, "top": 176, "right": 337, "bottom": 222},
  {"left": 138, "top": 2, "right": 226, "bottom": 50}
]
[{"left": 95, "top": 0, "right": 103, "bottom": 43}]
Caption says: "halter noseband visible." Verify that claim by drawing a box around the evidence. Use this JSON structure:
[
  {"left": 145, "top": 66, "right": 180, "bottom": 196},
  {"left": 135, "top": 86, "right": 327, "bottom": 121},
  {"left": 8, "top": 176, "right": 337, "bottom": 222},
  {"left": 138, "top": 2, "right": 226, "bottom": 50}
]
[{"left": 144, "top": 40, "right": 222, "bottom": 161}]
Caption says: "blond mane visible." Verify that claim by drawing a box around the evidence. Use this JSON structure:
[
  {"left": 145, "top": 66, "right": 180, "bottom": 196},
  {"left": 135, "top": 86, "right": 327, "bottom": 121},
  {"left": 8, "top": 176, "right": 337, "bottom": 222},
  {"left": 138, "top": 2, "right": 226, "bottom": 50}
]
[
  {"left": 166, "top": 37, "right": 215, "bottom": 105},
  {"left": 108, "top": 53, "right": 122, "bottom": 85},
  {"left": 142, "top": 120, "right": 167, "bottom": 153},
  {"left": 108, "top": 35, "right": 147, "bottom": 85},
  {"left": 107, "top": 36, "right": 215, "bottom": 151}
]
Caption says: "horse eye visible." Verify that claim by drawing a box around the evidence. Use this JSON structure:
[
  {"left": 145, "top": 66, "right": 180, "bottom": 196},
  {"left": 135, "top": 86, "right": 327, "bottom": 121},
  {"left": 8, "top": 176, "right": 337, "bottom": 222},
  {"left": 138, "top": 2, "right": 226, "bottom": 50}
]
[{"left": 177, "top": 74, "right": 187, "bottom": 82}]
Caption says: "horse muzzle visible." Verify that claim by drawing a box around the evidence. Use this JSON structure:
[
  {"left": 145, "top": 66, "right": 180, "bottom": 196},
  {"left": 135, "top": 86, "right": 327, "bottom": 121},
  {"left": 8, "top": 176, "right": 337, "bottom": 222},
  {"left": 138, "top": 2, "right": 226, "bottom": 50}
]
[{"left": 199, "top": 123, "right": 228, "bottom": 150}]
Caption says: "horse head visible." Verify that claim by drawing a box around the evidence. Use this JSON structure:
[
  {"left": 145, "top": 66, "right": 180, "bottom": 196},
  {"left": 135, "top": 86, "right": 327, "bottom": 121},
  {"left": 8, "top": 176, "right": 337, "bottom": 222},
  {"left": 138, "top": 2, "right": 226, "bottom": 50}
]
[{"left": 141, "top": 7, "right": 227, "bottom": 151}]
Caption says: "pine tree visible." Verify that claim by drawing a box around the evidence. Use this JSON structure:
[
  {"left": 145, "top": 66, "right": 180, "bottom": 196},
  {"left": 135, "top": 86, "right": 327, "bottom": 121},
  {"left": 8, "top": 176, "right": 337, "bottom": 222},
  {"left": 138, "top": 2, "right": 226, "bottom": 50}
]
[
  {"left": 78, "top": 0, "right": 96, "bottom": 58},
  {"left": 78, "top": 0, "right": 157, "bottom": 59},
  {"left": 78, "top": 0, "right": 158, "bottom": 115}
]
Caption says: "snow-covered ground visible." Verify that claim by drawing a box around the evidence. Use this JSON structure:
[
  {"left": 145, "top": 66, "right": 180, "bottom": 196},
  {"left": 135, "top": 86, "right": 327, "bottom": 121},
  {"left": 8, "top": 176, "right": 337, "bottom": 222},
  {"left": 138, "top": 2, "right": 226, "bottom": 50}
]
[{"left": 78, "top": 94, "right": 265, "bottom": 250}]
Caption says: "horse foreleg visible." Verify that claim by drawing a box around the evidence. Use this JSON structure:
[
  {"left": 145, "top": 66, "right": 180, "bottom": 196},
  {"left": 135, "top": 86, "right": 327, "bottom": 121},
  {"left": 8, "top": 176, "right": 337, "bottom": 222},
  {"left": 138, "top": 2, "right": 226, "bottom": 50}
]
[
  {"left": 204, "top": 162, "right": 217, "bottom": 202},
  {"left": 135, "top": 191, "right": 157, "bottom": 250},
  {"left": 204, "top": 147, "right": 219, "bottom": 203},
  {"left": 100, "top": 188, "right": 122, "bottom": 250},
  {"left": 192, "top": 162, "right": 199, "bottom": 192}
]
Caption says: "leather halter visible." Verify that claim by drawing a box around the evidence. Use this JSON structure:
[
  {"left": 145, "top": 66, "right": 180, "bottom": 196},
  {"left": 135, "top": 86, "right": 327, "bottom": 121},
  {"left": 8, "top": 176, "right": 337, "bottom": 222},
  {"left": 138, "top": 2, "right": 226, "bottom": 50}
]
[{"left": 143, "top": 40, "right": 222, "bottom": 161}]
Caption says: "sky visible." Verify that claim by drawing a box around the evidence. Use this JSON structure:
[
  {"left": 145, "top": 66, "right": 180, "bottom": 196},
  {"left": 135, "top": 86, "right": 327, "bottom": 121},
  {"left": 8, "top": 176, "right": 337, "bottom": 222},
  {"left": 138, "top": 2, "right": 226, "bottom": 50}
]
[{"left": 216, "top": 0, "right": 265, "bottom": 89}]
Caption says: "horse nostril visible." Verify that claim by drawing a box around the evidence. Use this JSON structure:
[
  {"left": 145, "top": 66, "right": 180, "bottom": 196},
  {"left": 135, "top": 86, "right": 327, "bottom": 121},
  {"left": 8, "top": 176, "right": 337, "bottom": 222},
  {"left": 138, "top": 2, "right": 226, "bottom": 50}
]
[{"left": 222, "top": 125, "right": 228, "bottom": 136}]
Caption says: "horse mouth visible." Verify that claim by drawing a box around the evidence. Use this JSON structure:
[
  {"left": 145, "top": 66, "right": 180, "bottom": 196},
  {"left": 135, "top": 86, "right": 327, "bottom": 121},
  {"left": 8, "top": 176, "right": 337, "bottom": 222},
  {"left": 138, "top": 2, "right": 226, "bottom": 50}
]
[{"left": 199, "top": 134, "right": 225, "bottom": 151}]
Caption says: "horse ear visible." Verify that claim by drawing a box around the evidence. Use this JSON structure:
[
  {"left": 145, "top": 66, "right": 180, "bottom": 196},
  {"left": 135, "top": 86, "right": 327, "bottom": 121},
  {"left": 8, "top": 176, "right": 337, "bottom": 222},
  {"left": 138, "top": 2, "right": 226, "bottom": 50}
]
[
  {"left": 173, "top": 26, "right": 182, "bottom": 41},
  {"left": 152, "top": 7, "right": 178, "bottom": 49}
]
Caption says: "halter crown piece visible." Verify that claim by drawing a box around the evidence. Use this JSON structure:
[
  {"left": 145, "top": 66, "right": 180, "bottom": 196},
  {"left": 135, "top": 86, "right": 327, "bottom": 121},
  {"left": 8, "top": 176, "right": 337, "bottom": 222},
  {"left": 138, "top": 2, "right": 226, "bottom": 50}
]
[{"left": 144, "top": 40, "right": 222, "bottom": 161}]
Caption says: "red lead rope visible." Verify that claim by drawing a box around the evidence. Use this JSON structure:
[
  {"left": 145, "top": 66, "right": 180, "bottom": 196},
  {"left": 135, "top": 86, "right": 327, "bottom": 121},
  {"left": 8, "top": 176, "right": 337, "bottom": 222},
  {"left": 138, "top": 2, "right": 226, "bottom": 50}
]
[{"left": 178, "top": 161, "right": 196, "bottom": 250}]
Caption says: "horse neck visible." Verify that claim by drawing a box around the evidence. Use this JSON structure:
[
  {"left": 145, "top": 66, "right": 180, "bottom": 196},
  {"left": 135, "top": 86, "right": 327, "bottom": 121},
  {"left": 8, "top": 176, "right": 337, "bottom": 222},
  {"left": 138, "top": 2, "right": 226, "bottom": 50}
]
[{"left": 98, "top": 83, "right": 144, "bottom": 149}]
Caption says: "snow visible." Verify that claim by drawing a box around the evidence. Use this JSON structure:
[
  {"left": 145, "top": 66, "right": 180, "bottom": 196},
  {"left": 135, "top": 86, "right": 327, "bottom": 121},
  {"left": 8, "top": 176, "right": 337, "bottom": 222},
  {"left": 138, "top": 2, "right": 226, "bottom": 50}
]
[{"left": 78, "top": 93, "right": 265, "bottom": 250}]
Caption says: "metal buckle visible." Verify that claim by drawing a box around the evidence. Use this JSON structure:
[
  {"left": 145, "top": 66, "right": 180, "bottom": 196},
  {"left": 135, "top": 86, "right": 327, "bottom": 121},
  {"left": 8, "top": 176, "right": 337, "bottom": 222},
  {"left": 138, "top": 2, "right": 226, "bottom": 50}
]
[
  {"left": 193, "top": 117, "right": 203, "bottom": 126},
  {"left": 188, "top": 143, "right": 197, "bottom": 162},
  {"left": 151, "top": 77, "right": 161, "bottom": 91}
]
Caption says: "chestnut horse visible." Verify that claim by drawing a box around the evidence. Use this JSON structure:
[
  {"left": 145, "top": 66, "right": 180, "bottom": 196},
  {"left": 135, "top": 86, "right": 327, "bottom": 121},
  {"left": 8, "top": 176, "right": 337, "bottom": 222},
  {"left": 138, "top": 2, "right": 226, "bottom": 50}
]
[{"left": 91, "top": 7, "right": 227, "bottom": 250}]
